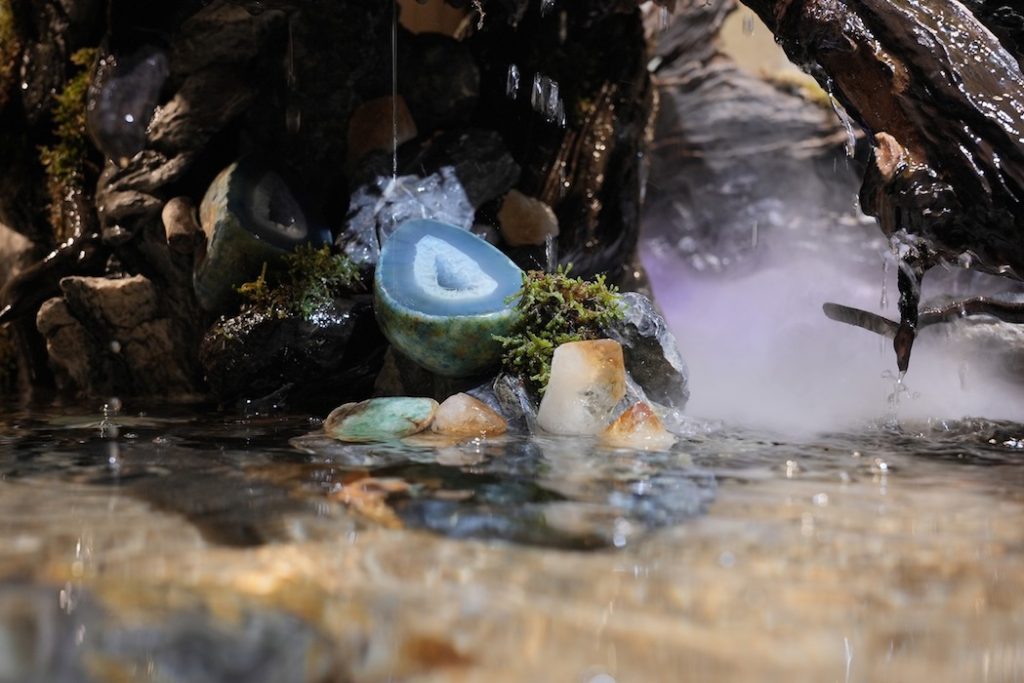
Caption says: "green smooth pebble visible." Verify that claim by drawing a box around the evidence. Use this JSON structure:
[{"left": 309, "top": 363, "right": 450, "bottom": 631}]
[{"left": 324, "top": 397, "right": 439, "bottom": 443}]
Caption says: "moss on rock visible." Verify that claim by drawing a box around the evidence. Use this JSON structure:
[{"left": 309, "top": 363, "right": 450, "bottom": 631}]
[
  {"left": 0, "top": 0, "right": 19, "bottom": 110},
  {"left": 237, "top": 244, "right": 362, "bottom": 320},
  {"left": 39, "top": 48, "right": 96, "bottom": 241}
]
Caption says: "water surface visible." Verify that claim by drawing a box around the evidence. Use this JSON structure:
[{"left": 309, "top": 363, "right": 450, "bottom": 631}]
[{"left": 0, "top": 403, "right": 1022, "bottom": 682}]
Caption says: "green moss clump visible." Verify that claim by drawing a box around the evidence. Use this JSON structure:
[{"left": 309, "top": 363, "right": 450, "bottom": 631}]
[
  {"left": 496, "top": 265, "right": 623, "bottom": 394},
  {"left": 0, "top": 0, "right": 20, "bottom": 109},
  {"left": 0, "top": 326, "right": 17, "bottom": 394},
  {"left": 238, "top": 244, "right": 361, "bottom": 319},
  {"left": 39, "top": 48, "right": 96, "bottom": 241}
]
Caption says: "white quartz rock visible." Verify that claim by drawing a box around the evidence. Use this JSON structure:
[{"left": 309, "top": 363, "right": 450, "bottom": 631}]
[{"left": 537, "top": 339, "right": 626, "bottom": 435}]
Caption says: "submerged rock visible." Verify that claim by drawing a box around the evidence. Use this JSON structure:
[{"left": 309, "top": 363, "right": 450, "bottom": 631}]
[
  {"left": 604, "top": 292, "right": 690, "bottom": 409},
  {"left": 194, "top": 160, "right": 326, "bottom": 314},
  {"left": 601, "top": 402, "right": 677, "bottom": 451},
  {"left": 324, "top": 397, "right": 439, "bottom": 443},
  {"left": 537, "top": 339, "right": 626, "bottom": 435},
  {"left": 374, "top": 219, "right": 523, "bottom": 377},
  {"left": 431, "top": 392, "right": 508, "bottom": 437}
]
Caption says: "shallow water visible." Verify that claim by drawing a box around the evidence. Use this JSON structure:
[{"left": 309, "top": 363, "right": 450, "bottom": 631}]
[{"left": 1, "top": 403, "right": 1023, "bottom": 682}]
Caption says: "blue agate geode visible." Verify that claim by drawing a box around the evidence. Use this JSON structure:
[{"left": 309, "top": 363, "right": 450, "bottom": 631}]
[{"left": 374, "top": 219, "right": 523, "bottom": 377}]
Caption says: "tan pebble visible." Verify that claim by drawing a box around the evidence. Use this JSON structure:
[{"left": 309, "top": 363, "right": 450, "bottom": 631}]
[
  {"left": 601, "top": 402, "right": 676, "bottom": 451},
  {"left": 497, "top": 190, "right": 560, "bottom": 247},
  {"left": 346, "top": 95, "right": 417, "bottom": 171},
  {"left": 431, "top": 392, "right": 508, "bottom": 437}
]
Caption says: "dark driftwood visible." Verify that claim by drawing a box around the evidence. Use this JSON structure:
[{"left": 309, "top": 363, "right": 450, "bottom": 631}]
[{"left": 744, "top": 0, "right": 1024, "bottom": 368}]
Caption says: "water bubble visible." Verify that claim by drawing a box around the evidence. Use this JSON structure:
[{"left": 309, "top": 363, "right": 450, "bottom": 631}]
[
  {"left": 109, "top": 340, "right": 121, "bottom": 354},
  {"left": 812, "top": 492, "right": 829, "bottom": 507},
  {"left": 612, "top": 517, "right": 632, "bottom": 547}
]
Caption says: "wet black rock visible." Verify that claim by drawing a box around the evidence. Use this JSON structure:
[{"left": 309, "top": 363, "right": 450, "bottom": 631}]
[
  {"left": 86, "top": 46, "right": 170, "bottom": 165},
  {"left": 399, "top": 32, "right": 480, "bottom": 134},
  {"left": 488, "top": 373, "right": 539, "bottom": 433},
  {"left": 199, "top": 296, "right": 386, "bottom": 410},
  {"left": 604, "top": 292, "right": 689, "bottom": 409},
  {"left": 338, "top": 130, "right": 519, "bottom": 267}
]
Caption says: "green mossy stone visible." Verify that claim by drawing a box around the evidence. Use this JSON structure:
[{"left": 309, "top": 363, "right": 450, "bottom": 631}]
[{"left": 324, "top": 397, "right": 439, "bottom": 443}]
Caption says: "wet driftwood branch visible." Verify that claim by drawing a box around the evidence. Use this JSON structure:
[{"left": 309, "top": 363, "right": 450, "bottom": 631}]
[{"left": 743, "top": 0, "right": 1024, "bottom": 367}]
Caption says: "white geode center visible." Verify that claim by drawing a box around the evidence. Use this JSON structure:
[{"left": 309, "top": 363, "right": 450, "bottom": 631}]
[{"left": 412, "top": 235, "right": 499, "bottom": 300}]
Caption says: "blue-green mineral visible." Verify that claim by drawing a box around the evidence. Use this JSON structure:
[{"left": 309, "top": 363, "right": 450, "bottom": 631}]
[
  {"left": 374, "top": 219, "right": 523, "bottom": 377},
  {"left": 324, "top": 397, "right": 439, "bottom": 442}
]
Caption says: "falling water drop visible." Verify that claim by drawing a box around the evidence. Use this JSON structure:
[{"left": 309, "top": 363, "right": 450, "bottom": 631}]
[
  {"left": 544, "top": 234, "right": 557, "bottom": 272},
  {"left": 391, "top": 0, "right": 399, "bottom": 183},
  {"left": 880, "top": 254, "right": 889, "bottom": 309},
  {"left": 284, "top": 15, "right": 301, "bottom": 134},
  {"left": 742, "top": 13, "right": 755, "bottom": 35},
  {"left": 828, "top": 94, "right": 858, "bottom": 158},
  {"left": 659, "top": 6, "right": 670, "bottom": 31}
]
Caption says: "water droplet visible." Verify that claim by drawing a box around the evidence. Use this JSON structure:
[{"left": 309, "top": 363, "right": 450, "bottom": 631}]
[
  {"left": 742, "top": 13, "right": 755, "bottom": 35},
  {"left": 828, "top": 94, "right": 858, "bottom": 158},
  {"left": 506, "top": 64, "right": 520, "bottom": 99},
  {"left": 880, "top": 255, "right": 889, "bottom": 309},
  {"left": 109, "top": 340, "right": 121, "bottom": 354},
  {"left": 540, "top": 0, "right": 556, "bottom": 18}
]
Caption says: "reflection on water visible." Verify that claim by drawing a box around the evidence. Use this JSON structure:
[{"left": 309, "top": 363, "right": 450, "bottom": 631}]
[{"left": 0, "top": 404, "right": 1023, "bottom": 681}]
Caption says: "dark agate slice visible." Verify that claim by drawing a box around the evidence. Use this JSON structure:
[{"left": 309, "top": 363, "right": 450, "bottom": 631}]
[
  {"left": 194, "top": 160, "right": 324, "bottom": 313},
  {"left": 86, "top": 46, "right": 170, "bottom": 166},
  {"left": 374, "top": 219, "right": 523, "bottom": 377}
]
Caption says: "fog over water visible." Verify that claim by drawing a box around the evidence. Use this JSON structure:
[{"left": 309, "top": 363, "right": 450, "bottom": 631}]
[{"left": 644, "top": 246, "right": 1024, "bottom": 435}]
